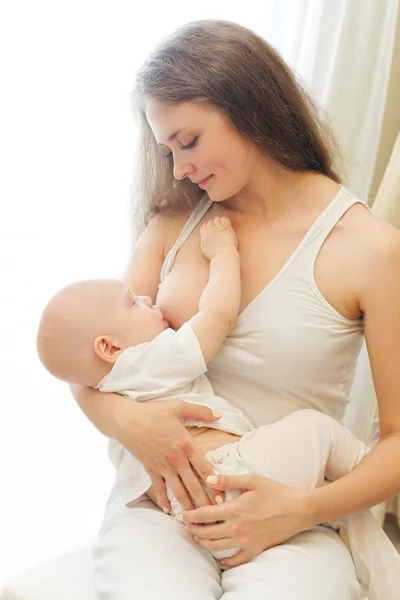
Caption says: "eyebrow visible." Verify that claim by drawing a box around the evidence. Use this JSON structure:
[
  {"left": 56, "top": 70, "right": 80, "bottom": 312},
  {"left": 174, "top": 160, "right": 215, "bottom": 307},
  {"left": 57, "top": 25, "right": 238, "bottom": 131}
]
[{"left": 167, "top": 128, "right": 187, "bottom": 143}]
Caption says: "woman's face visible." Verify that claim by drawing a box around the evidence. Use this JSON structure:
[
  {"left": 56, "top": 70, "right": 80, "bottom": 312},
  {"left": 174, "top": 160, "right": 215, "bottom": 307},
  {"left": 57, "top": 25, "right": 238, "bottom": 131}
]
[{"left": 145, "top": 99, "right": 259, "bottom": 202}]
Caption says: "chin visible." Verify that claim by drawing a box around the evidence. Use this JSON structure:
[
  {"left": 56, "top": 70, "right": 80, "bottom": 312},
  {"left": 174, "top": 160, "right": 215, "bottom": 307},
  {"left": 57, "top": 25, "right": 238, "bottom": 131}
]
[
  {"left": 206, "top": 188, "right": 226, "bottom": 202},
  {"left": 206, "top": 180, "right": 239, "bottom": 202},
  {"left": 209, "top": 191, "right": 236, "bottom": 203}
]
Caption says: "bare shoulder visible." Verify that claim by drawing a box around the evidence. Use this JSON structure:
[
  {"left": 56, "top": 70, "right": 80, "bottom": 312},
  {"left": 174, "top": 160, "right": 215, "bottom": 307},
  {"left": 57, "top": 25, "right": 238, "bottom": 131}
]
[
  {"left": 147, "top": 208, "right": 194, "bottom": 257},
  {"left": 340, "top": 203, "right": 399, "bottom": 261},
  {"left": 339, "top": 203, "right": 400, "bottom": 303},
  {"left": 122, "top": 208, "right": 192, "bottom": 298}
]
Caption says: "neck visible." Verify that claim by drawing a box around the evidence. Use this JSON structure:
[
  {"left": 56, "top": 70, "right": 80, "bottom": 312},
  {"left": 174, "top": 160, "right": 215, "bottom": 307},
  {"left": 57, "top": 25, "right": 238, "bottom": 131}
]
[{"left": 224, "top": 155, "right": 327, "bottom": 218}]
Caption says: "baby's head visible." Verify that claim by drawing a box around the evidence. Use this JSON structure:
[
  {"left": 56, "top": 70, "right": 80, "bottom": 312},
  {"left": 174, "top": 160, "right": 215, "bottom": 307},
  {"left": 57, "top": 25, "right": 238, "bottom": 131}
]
[{"left": 37, "top": 279, "right": 168, "bottom": 387}]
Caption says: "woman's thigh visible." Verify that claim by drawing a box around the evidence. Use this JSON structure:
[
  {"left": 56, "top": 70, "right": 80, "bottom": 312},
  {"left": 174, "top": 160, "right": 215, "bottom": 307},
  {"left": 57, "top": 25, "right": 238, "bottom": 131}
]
[
  {"left": 93, "top": 491, "right": 222, "bottom": 600},
  {"left": 221, "top": 525, "right": 363, "bottom": 600}
]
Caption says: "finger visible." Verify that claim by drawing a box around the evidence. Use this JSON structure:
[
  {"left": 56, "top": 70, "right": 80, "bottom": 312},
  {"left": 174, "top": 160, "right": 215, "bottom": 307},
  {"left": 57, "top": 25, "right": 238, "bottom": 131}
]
[
  {"left": 206, "top": 473, "right": 260, "bottom": 491},
  {"left": 165, "top": 470, "right": 195, "bottom": 511},
  {"left": 196, "top": 537, "right": 238, "bottom": 552},
  {"left": 189, "top": 450, "right": 225, "bottom": 505},
  {"left": 182, "top": 499, "right": 236, "bottom": 524},
  {"left": 186, "top": 521, "right": 229, "bottom": 540},
  {"left": 177, "top": 401, "right": 221, "bottom": 424},
  {"left": 150, "top": 475, "right": 171, "bottom": 512},
  {"left": 220, "top": 549, "right": 252, "bottom": 568},
  {"left": 178, "top": 464, "right": 213, "bottom": 508}
]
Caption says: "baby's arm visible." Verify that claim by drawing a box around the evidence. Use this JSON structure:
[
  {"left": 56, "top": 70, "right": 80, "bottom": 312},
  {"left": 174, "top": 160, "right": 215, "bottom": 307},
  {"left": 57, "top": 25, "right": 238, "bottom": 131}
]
[{"left": 189, "top": 216, "right": 240, "bottom": 363}]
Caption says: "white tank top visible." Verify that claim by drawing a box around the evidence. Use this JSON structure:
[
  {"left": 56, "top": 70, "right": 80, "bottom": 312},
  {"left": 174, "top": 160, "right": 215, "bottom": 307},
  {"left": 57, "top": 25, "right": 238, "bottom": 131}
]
[{"left": 161, "top": 185, "right": 366, "bottom": 428}]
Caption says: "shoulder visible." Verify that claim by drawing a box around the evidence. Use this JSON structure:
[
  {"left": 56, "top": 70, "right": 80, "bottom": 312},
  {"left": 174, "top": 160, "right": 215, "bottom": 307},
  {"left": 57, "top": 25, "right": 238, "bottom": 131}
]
[
  {"left": 359, "top": 217, "right": 400, "bottom": 311},
  {"left": 340, "top": 203, "right": 400, "bottom": 308},
  {"left": 143, "top": 208, "right": 194, "bottom": 258},
  {"left": 332, "top": 196, "right": 397, "bottom": 260},
  {"left": 123, "top": 208, "right": 192, "bottom": 296},
  {"left": 340, "top": 202, "right": 399, "bottom": 263}
]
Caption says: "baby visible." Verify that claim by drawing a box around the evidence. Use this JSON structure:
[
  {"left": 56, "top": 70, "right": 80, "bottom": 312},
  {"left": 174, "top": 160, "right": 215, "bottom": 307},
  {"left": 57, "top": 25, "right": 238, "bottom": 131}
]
[{"left": 37, "top": 217, "right": 399, "bottom": 599}]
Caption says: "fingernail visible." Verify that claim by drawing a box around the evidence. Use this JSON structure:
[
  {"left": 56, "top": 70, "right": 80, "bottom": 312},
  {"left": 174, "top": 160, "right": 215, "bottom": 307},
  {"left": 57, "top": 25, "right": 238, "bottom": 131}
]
[
  {"left": 194, "top": 536, "right": 198, "bottom": 543},
  {"left": 206, "top": 475, "right": 218, "bottom": 484},
  {"left": 184, "top": 525, "right": 189, "bottom": 531},
  {"left": 175, "top": 514, "right": 183, "bottom": 522},
  {"left": 216, "top": 495, "right": 223, "bottom": 505},
  {"left": 162, "top": 507, "right": 169, "bottom": 514},
  {"left": 212, "top": 410, "right": 222, "bottom": 418}
]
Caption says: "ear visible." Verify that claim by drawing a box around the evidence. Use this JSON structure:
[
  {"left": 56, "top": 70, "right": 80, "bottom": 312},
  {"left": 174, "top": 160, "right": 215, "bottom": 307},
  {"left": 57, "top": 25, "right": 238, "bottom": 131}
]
[{"left": 93, "top": 335, "right": 123, "bottom": 364}]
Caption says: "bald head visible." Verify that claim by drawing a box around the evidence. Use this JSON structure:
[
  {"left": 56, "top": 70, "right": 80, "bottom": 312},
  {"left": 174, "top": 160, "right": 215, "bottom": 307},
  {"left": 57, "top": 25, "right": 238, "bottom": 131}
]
[{"left": 37, "top": 279, "right": 125, "bottom": 386}]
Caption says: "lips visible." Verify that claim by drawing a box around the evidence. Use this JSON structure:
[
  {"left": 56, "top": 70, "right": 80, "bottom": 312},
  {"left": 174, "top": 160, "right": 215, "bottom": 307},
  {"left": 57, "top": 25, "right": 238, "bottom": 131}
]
[{"left": 195, "top": 175, "right": 213, "bottom": 188}]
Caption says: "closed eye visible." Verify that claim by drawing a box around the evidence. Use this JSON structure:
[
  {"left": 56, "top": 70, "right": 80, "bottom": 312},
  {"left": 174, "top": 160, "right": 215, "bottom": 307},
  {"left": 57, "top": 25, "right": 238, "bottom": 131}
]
[
  {"left": 181, "top": 137, "right": 198, "bottom": 151},
  {"left": 164, "top": 137, "right": 198, "bottom": 159}
]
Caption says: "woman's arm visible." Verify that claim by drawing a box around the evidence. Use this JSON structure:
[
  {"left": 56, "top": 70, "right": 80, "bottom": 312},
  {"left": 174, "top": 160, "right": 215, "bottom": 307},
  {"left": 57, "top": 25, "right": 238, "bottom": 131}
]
[
  {"left": 70, "top": 383, "right": 223, "bottom": 512},
  {"left": 306, "top": 225, "right": 400, "bottom": 522},
  {"left": 71, "top": 383, "right": 136, "bottom": 440}
]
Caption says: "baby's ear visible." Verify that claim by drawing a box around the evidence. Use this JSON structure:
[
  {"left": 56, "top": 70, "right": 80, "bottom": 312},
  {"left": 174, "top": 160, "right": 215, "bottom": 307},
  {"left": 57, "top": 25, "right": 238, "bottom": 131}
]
[{"left": 93, "top": 335, "right": 123, "bottom": 363}]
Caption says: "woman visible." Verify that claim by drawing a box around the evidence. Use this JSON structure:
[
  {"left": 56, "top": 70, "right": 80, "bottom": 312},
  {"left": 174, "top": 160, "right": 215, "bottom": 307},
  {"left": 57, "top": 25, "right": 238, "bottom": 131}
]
[{"left": 72, "top": 20, "right": 400, "bottom": 599}]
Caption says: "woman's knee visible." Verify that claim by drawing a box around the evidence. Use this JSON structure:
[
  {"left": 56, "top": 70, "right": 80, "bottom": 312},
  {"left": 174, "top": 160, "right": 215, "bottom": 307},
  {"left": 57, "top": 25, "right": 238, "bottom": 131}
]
[{"left": 221, "top": 527, "right": 362, "bottom": 600}]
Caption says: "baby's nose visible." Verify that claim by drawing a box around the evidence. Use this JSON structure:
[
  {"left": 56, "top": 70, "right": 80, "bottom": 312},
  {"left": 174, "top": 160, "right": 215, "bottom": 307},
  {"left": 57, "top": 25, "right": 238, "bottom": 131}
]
[{"left": 141, "top": 296, "right": 153, "bottom": 308}]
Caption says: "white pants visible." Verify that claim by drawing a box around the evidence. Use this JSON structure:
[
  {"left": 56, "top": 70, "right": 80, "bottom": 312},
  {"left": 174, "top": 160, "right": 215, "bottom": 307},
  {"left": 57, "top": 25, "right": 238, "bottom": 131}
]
[{"left": 93, "top": 410, "right": 365, "bottom": 599}]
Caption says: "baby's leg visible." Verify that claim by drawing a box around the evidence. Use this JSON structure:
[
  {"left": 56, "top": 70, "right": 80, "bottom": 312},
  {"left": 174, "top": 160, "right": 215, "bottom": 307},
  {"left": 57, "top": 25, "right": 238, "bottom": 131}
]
[
  {"left": 168, "top": 411, "right": 369, "bottom": 565},
  {"left": 238, "top": 409, "right": 369, "bottom": 489}
]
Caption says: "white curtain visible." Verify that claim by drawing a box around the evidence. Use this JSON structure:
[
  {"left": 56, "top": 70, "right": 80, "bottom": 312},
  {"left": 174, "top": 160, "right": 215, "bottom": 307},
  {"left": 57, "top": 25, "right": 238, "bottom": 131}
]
[
  {"left": 2, "top": 0, "right": 398, "bottom": 584},
  {"left": 261, "top": 0, "right": 399, "bottom": 203},
  {"left": 373, "top": 131, "right": 400, "bottom": 228}
]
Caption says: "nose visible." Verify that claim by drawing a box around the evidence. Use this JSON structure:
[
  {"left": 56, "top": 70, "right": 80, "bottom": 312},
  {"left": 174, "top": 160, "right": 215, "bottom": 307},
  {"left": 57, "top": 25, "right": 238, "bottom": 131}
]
[
  {"left": 173, "top": 156, "right": 195, "bottom": 181},
  {"left": 140, "top": 296, "right": 153, "bottom": 308}
]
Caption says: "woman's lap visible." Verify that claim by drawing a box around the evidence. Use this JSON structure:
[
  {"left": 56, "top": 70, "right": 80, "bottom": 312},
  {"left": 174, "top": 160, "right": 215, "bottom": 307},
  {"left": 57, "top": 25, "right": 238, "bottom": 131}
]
[
  {"left": 222, "top": 526, "right": 362, "bottom": 599},
  {"left": 93, "top": 492, "right": 362, "bottom": 600},
  {"left": 93, "top": 495, "right": 221, "bottom": 600}
]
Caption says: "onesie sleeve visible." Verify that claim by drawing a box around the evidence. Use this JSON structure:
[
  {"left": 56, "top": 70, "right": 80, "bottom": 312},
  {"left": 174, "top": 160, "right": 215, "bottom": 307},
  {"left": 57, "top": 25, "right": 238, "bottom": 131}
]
[
  {"left": 136, "top": 323, "right": 207, "bottom": 389},
  {"left": 96, "top": 323, "right": 207, "bottom": 397}
]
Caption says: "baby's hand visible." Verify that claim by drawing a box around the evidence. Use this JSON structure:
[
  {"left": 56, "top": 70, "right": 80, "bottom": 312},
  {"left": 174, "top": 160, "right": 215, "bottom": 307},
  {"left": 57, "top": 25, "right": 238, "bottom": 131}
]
[{"left": 200, "top": 216, "right": 238, "bottom": 260}]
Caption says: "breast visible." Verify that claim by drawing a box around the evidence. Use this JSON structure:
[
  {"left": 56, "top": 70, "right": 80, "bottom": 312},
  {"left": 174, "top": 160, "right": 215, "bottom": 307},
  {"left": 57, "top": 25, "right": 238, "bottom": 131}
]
[{"left": 156, "top": 254, "right": 209, "bottom": 330}]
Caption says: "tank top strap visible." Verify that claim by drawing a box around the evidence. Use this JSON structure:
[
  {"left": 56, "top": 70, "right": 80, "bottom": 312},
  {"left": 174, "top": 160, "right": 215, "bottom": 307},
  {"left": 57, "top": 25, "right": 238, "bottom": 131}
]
[
  {"left": 160, "top": 193, "right": 213, "bottom": 282},
  {"left": 303, "top": 185, "right": 371, "bottom": 266}
]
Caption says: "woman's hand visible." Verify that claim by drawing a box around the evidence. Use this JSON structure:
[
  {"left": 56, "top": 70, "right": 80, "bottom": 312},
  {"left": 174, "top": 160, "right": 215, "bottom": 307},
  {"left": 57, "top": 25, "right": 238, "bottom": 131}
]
[
  {"left": 182, "top": 472, "right": 316, "bottom": 567},
  {"left": 116, "top": 399, "right": 223, "bottom": 513}
]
